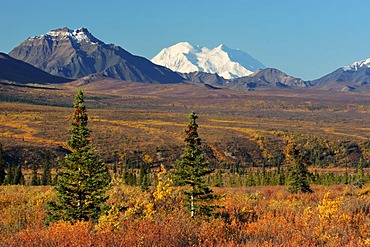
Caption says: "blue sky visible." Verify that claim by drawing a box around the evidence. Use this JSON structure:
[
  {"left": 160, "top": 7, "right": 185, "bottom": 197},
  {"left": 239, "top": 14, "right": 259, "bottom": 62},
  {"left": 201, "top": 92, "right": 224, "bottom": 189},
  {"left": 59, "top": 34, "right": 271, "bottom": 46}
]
[{"left": 1, "top": 0, "right": 370, "bottom": 80}]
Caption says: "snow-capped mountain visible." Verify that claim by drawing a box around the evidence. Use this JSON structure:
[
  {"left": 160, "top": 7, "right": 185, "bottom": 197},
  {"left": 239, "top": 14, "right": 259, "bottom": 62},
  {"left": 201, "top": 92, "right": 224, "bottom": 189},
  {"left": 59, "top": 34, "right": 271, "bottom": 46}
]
[
  {"left": 9, "top": 27, "right": 184, "bottom": 83},
  {"left": 29, "top": 27, "right": 103, "bottom": 45},
  {"left": 343, "top": 57, "right": 370, "bottom": 71},
  {"left": 151, "top": 42, "right": 265, "bottom": 79},
  {"left": 310, "top": 57, "right": 370, "bottom": 92}
]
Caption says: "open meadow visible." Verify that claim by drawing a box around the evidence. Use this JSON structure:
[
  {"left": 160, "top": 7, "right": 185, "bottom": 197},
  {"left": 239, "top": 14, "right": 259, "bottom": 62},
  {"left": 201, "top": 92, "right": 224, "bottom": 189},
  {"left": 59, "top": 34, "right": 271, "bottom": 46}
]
[{"left": 1, "top": 81, "right": 369, "bottom": 167}]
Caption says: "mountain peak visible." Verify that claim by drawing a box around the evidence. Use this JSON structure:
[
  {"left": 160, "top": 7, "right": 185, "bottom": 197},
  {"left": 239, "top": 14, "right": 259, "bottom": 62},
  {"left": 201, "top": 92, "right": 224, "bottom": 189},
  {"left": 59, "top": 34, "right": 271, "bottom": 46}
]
[
  {"left": 170, "top": 42, "right": 198, "bottom": 53},
  {"left": 174, "top": 41, "right": 193, "bottom": 48},
  {"left": 311, "top": 57, "right": 370, "bottom": 92},
  {"left": 51, "top": 27, "right": 71, "bottom": 32},
  {"left": 343, "top": 57, "right": 370, "bottom": 71},
  {"left": 28, "top": 27, "right": 101, "bottom": 45},
  {"left": 152, "top": 42, "right": 265, "bottom": 79},
  {"left": 216, "top": 44, "right": 229, "bottom": 49}
]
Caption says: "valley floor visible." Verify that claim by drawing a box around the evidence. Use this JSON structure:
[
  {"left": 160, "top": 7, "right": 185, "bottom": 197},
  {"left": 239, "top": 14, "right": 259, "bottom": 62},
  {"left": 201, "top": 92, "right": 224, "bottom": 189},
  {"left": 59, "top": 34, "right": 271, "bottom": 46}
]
[{"left": 1, "top": 84, "right": 369, "bottom": 168}]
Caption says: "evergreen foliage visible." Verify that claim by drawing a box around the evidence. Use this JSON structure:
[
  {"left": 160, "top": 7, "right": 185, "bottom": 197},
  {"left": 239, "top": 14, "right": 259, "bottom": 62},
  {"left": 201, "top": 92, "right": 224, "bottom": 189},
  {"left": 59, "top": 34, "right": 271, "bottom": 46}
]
[
  {"left": 13, "top": 164, "right": 25, "bottom": 185},
  {"left": 42, "top": 152, "right": 52, "bottom": 185},
  {"left": 139, "top": 163, "right": 150, "bottom": 192},
  {"left": 0, "top": 143, "right": 6, "bottom": 184},
  {"left": 123, "top": 170, "right": 137, "bottom": 186},
  {"left": 287, "top": 144, "right": 313, "bottom": 193},
  {"left": 353, "top": 159, "right": 365, "bottom": 188},
  {"left": 31, "top": 163, "right": 40, "bottom": 186},
  {"left": 213, "top": 169, "right": 224, "bottom": 187},
  {"left": 4, "top": 166, "right": 14, "bottom": 185},
  {"left": 174, "top": 112, "right": 220, "bottom": 217},
  {"left": 47, "top": 89, "right": 111, "bottom": 223}
]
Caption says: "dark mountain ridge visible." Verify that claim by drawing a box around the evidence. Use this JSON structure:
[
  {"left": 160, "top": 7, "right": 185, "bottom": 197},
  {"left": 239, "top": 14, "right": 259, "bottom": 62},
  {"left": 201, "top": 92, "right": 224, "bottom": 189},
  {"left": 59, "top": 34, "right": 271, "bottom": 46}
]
[
  {"left": 0, "top": 52, "right": 71, "bottom": 84},
  {"left": 310, "top": 67, "right": 370, "bottom": 92},
  {"left": 230, "top": 68, "right": 309, "bottom": 90},
  {"left": 181, "top": 68, "right": 308, "bottom": 91}
]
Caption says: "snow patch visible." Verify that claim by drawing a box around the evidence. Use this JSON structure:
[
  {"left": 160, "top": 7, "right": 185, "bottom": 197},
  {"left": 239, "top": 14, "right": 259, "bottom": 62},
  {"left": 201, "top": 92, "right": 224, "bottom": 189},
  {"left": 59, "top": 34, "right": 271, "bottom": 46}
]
[{"left": 28, "top": 27, "right": 100, "bottom": 45}]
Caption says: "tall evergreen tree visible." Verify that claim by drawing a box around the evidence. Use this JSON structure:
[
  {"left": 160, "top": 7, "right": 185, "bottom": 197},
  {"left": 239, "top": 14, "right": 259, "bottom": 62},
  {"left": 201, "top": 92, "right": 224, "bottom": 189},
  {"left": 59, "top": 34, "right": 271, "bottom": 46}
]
[
  {"left": 139, "top": 163, "right": 150, "bottom": 192},
  {"left": 287, "top": 144, "right": 313, "bottom": 193},
  {"left": 0, "top": 143, "right": 6, "bottom": 184},
  {"left": 31, "top": 163, "right": 40, "bottom": 186},
  {"left": 47, "top": 89, "right": 111, "bottom": 223},
  {"left": 113, "top": 151, "right": 118, "bottom": 175},
  {"left": 42, "top": 152, "right": 52, "bottom": 185},
  {"left": 13, "top": 164, "right": 25, "bottom": 185},
  {"left": 174, "top": 112, "right": 220, "bottom": 217},
  {"left": 4, "top": 166, "right": 14, "bottom": 185},
  {"left": 353, "top": 158, "right": 365, "bottom": 188}
]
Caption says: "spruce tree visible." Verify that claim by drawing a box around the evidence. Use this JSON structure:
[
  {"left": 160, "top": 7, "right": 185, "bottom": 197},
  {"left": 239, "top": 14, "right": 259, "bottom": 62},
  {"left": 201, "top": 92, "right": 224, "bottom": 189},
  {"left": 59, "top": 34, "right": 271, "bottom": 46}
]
[
  {"left": 47, "top": 89, "right": 111, "bottom": 223},
  {"left": 41, "top": 152, "right": 52, "bottom": 185},
  {"left": 287, "top": 144, "right": 313, "bottom": 193},
  {"left": 113, "top": 151, "right": 118, "bottom": 175},
  {"left": 353, "top": 159, "right": 365, "bottom": 188},
  {"left": 4, "top": 166, "right": 14, "bottom": 185},
  {"left": 139, "top": 163, "right": 150, "bottom": 192},
  {"left": 31, "top": 163, "right": 40, "bottom": 186},
  {"left": 174, "top": 112, "right": 220, "bottom": 217},
  {"left": 0, "top": 143, "right": 6, "bottom": 184},
  {"left": 13, "top": 164, "right": 25, "bottom": 185}
]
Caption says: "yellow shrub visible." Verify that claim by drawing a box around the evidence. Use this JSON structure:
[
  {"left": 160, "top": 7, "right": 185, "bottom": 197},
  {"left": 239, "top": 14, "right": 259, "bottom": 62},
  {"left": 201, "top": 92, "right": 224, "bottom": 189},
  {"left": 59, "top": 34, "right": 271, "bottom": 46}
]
[
  {"left": 125, "top": 194, "right": 155, "bottom": 220},
  {"left": 95, "top": 206, "right": 121, "bottom": 233},
  {"left": 153, "top": 164, "right": 173, "bottom": 203},
  {"left": 314, "top": 191, "right": 351, "bottom": 243}
]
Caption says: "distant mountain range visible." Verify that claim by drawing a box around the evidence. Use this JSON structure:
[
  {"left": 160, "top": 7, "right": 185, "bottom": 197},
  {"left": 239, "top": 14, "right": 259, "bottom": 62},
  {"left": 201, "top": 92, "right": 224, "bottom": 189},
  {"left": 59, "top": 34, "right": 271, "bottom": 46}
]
[
  {"left": 2, "top": 27, "right": 370, "bottom": 92},
  {"left": 181, "top": 68, "right": 308, "bottom": 90},
  {"left": 8, "top": 27, "right": 184, "bottom": 84},
  {"left": 151, "top": 42, "right": 265, "bottom": 79},
  {"left": 230, "top": 68, "right": 309, "bottom": 90}
]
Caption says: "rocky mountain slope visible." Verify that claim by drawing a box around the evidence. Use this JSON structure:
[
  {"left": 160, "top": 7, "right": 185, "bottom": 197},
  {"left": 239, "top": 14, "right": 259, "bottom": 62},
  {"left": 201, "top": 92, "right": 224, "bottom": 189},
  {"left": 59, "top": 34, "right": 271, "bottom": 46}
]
[
  {"left": 310, "top": 58, "right": 370, "bottom": 92},
  {"left": 0, "top": 52, "right": 71, "bottom": 84},
  {"left": 181, "top": 68, "right": 308, "bottom": 91},
  {"left": 229, "top": 68, "right": 309, "bottom": 91}
]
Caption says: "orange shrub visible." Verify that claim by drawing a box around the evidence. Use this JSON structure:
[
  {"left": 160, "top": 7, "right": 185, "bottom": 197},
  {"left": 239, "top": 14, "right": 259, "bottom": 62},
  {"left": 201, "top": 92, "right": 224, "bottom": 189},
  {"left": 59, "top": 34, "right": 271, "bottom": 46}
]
[{"left": 1, "top": 184, "right": 370, "bottom": 246}]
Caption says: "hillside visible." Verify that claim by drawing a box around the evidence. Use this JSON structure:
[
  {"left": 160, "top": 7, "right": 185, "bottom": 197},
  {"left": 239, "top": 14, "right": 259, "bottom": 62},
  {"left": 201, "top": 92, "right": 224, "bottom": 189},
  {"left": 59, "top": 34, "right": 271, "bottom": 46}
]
[
  {"left": 311, "top": 58, "right": 370, "bottom": 92},
  {"left": 0, "top": 52, "right": 71, "bottom": 84}
]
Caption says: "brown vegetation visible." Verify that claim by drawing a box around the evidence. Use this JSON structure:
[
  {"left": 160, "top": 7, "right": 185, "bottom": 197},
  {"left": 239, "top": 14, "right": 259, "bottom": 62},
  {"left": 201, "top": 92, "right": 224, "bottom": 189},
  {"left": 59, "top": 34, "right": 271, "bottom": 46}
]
[{"left": 1, "top": 82, "right": 369, "bottom": 169}]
